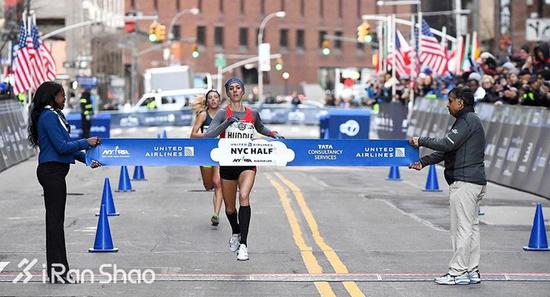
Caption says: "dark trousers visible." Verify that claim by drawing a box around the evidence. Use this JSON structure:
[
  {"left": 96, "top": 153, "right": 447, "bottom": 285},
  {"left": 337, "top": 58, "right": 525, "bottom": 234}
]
[
  {"left": 81, "top": 118, "right": 91, "bottom": 138},
  {"left": 37, "top": 162, "right": 70, "bottom": 278}
]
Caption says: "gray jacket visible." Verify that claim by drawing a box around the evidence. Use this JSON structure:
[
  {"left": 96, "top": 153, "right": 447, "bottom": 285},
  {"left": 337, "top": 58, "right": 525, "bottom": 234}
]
[{"left": 419, "top": 110, "right": 487, "bottom": 185}]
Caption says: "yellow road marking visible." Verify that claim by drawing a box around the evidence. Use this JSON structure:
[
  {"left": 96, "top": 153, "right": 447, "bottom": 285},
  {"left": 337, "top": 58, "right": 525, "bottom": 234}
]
[
  {"left": 274, "top": 172, "right": 366, "bottom": 297},
  {"left": 267, "top": 175, "right": 336, "bottom": 297}
]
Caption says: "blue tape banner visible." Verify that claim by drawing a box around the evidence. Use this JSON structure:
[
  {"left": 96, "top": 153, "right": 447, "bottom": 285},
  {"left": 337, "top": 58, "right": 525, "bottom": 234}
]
[{"left": 85, "top": 139, "right": 419, "bottom": 167}]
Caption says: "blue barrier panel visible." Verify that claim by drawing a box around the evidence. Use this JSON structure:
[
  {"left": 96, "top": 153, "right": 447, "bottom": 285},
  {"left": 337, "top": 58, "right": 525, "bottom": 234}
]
[
  {"left": 67, "top": 113, "right": 111, "bottom": 140},
  {"left": 327, "top": 109, "right": 371, "bottom": 139},
  {"left": 86, "top": 138, "right": 418, "bottom": 167}
]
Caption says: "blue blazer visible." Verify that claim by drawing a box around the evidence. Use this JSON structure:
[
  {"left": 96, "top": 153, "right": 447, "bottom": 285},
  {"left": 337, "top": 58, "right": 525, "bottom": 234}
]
[{"left": 37, "top": 109, "right": 91, "bottom": 164}]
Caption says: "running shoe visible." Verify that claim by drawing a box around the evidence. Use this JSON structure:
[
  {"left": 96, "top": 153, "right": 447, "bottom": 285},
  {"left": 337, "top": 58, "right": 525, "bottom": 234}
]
[
  {"left": 236, "top": 244, "right": 249, "bottom": 261},
  {"left": 229, "top": 234, "right": 240, "bottom": 252},
  {"left": 211, "top": 214, "right": 219, "bottom": 226},
  {"left": 468, "top": 270, "right": 481, "bottom": 284},
  {"left": 434, "top": 272, "right": 470, "bottom": 285}
]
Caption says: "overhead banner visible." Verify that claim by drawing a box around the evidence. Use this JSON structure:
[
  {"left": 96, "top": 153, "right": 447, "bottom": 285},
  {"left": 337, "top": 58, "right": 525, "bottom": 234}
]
[{"left": 85, "top": 139, "right": 419, "bottom": 167}]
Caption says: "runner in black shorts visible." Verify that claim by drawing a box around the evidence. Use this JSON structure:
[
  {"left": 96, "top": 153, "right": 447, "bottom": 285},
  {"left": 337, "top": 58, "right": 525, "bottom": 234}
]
[
  {"left": 190, "top": 89, "right": 223, "bottom": 226},
  {"left": 203, "top": 77, "right": 283, "bottom": 261}
]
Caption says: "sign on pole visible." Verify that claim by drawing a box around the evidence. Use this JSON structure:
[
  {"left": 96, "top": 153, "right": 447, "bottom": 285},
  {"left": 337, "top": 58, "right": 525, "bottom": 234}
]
[
  {"left": 259, "top": 43, "right": 271, "bottom": 72},
  {"left": 215, "top": 54, "right": 226, "bottom": 68},
  {"left": 526, "top": 18, "right": 550, "bottom": 41}
]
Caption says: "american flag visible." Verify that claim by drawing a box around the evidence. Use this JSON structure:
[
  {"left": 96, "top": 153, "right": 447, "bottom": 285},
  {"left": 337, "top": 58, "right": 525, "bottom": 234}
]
[
  {"left": 416, "top": 20, "right": 447, "bottom": 76},
  {"left": 387, "top": 30, "right": 412, "bottom": 77},
  {"left": 13, "top": 23, "right": 56, "bottom": 94}
]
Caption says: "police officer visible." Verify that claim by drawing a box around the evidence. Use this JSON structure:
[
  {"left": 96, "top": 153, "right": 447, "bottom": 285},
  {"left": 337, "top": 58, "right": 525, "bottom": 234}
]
[{"left": 80, "top": 89, "right": 93, "bottom": 138}]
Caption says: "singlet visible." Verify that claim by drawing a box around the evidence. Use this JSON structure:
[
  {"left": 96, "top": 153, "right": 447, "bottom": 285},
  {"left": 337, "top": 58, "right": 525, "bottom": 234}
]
[
  {"left": 200, "top": 110, "right": 213, "bottom": 133},
  {"left": 221, "top": 106, "right": 255, "bottom": 139}
]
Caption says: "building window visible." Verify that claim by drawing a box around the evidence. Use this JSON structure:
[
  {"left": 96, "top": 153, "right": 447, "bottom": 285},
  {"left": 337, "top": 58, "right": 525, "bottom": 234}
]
[
  {"left": 357, "top": 0, "right": 361, "bottom": 18},
  {"left": 198, "top": 0, "right": 202, "bottom": 11},
  {"left": 153, "top": 0, "right": 158, "bottom": 11},
  {"left": 320, "top": 0, "right": 324, "bottom": 17},
  {"left": 281, "top": 0, "right": 285, "bottom": 11},
  {"left": 219, "top": 0, "right": 224, "bottom": 13},
  {"left": 296, "top": 29, "right": 305, "bottom": 49},
  {"left": 335, "top": 31, "right": 342, "bottom": 50},
  {"left": 338, "top": 0, "right": 343, "bottom": 18},
  {"left": 319, "top": 31, "right": 327, "bottom": 48},
  {"left": 130, "top": 0, "right": 135, "bottom": 10},
  {"left": 256, "top": 28, "right": 260, "bottom": 45},
  {"left": 215, "top": 27, "right": 224, "bottom": 47},
  {"left": 280, "top": 29, "right": 288, "bottom": 48},
  {"left": 239, "top": 27, "right": 248, "bottom": 48},
  {"left": 176, "top": 0, "right": 180, "bottom": 11},
  {"left": 261, "top": 0, "right": 265, "bottom": 15},
  {"left": 196, "top": 26, "right": 206, "bottom": 46},
  {"left": 300, "top": 0, "right": 305, "bottom": 16},
  {"left": 173, "top": 24, "right": 181, "bottom": 41},
  {"left": 240, "top": 0, "right": 245, "bottom": 14}
]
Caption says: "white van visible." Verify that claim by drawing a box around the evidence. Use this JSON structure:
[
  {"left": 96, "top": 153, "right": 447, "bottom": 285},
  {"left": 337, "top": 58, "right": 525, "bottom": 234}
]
[{"left": 131, "top": 89, "right": 206, "bottom": 112}]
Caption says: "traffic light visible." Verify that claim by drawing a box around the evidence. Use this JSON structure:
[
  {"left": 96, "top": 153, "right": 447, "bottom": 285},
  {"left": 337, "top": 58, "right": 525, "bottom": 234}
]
[
  {"left": 191, "top": 43, "right": 200, "bottom": 58},
  {"left": 149, "top": 22, "right": 158, "bottom": 43},
  {"left": 275, "top": 58, "right": 283, "bottom": 71},
  {"left": 322, "top": 40, "right": 330, "bottom": 56},
  {"left": 156, "top": 24, "right": 166, "bottom": 43},
  {"left": 357, "top": 22, "right": 371, "bottom": 43}
]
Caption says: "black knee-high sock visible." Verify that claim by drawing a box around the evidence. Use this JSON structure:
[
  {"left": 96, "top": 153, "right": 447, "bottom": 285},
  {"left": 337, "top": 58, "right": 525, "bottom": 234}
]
[
  {"left": 226, "top": 211, "right": 240, "bottom": 235},
  {"left": 238, "top": 206, "right": 251, "bottom": 245}
]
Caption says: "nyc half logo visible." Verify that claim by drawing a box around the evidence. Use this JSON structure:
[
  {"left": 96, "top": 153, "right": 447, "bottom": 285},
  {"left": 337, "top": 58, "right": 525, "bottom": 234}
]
[
  {"left": 101, "top": 146, "right": 130, "bottom": 158},
  {"left": 340, "top": 120, "right": 360, "bottom": 137},
  {"left": 211, "top": 139, "right": 295, "bottom": 166}
]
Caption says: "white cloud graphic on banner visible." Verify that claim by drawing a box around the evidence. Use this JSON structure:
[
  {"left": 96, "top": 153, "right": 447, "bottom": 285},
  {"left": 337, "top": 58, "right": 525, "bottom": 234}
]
[{"left": 211, "top": 139, "right": 295, "bottom": 166}]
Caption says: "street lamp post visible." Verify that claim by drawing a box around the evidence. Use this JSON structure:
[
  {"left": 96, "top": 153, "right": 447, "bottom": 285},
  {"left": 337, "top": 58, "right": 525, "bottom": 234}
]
[
  {"left": 168, "top": 8, "right": 200, "bottom": 41},
  {"left": 257, "top": 11, "right": 286, "bottom": 103}
]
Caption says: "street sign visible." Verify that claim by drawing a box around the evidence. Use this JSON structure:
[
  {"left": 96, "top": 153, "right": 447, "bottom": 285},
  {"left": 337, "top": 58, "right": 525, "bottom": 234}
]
[
  {"left": 259, "top": 43, "right": 271, "bottom": 72},
  {"left": 76, "top": 76, "right": 98, "bottom": 89},
  {"left": 215, "top": 54, "right": 226, "bottom": 68},
  {"left": 526, "top": 18, "right": 550, "bottom": 41}
]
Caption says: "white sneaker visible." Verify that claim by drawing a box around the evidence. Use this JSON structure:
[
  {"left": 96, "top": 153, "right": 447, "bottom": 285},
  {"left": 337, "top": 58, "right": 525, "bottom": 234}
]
[
  {"left": 434, "top": 272, "right": 470, "bottom": 285},
  {"left": 236, "top": 244, "right": 249, "bottom": 261},
  {"left": 229, "top": 234, "right": 240, "bottom": 252}
]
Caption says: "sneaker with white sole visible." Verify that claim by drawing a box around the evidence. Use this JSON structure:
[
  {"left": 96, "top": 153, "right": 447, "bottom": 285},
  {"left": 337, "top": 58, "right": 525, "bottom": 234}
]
[
  {"left": 468, "top": 270, "right": 481, "bottom": 284},
  {"left": 229, "top": 234, "right": 240, "bottom": 252},
  {"left": 236, "top": 244, "right": 249, "bottom": 261},
  {"left": 434, "top": 272, "right": 470, "bottom": 285}
]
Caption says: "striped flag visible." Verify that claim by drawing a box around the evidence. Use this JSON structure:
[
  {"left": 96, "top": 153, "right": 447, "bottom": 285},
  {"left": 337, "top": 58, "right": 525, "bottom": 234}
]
[
  {"left": 13, "top": 23, "right": 56, "bottom": 94},
  {"left": 416, "top": 20, "right": 448, "bottom": 76},
  {"left": 387, "top": 30, "right": 412, "bottom": 77}
]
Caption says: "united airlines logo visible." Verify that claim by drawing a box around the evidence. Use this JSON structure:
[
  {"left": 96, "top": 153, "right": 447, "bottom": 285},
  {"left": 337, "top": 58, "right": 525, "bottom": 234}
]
[
  {"left": 339, "top": 120, "right": 360, "bottom": 136},
  {"left": 237, "top": 122, "right": 247, "bottom": 131},
  {"left": 356, "top": 147, "right": 406, "bottom": 158},
  {"left": 184, "top": 147, "right": 194, "bottom": 157},
  {"left": 102, "top": 146, "right": 130, "bottom": 158}
]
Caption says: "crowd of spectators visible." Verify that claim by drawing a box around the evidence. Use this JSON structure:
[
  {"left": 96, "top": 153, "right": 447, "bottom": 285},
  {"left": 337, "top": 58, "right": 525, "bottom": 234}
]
[{"left": 363, "top": 42, "right": 550, "bottom": 108}]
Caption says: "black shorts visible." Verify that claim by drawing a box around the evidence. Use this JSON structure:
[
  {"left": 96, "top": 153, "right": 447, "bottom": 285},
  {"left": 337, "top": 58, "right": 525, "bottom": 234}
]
[{"left": 220, "top": 166, "right": 257, "bottom": 180}]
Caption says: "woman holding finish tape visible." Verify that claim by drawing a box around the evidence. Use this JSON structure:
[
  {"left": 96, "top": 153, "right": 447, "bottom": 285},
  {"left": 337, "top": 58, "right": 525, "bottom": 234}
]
[
  {"left": 28, "top": 81, "right": 101, "bottom": 283},
  {"left": 190, "top": 89, "right": 223, "bottom": 226},
  {"left": 203, "top": 77, "right": 283, "bottom": 261}
]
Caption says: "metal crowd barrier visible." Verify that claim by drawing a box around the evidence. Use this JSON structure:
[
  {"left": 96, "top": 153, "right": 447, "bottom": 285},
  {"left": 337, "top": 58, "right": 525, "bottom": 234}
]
[{"left": 0, "top": 101, "right": 35, "bottom": 172}]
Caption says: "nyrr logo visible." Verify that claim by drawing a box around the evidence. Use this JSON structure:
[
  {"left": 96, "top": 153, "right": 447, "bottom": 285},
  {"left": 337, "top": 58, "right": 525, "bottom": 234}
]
[{"left": 102, "top": 146, "right": 130, "bottom": 158}]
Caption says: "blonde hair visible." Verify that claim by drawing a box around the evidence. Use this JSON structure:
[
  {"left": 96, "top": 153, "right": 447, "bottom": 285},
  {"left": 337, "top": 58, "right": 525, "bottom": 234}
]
[{"left": 192, "top": 94, "right": 207, "bottom": 115}]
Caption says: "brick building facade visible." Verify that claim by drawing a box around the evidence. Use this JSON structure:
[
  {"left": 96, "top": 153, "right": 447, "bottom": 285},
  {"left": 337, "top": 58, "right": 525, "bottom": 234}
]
[{"left": 125, "top": 0, "right": 410, "bottom": 96}]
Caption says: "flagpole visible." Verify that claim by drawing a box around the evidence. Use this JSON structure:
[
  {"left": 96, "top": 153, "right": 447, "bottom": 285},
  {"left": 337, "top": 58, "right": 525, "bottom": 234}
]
[
  {"left": 26, "top": 11, "right": 33, "bottom": 107},
  {"left": 391, "top": 14, "right": 396, "bottom": 102},
  {"left": 441, "top": 26, "right": 447, "bottom": 75}
]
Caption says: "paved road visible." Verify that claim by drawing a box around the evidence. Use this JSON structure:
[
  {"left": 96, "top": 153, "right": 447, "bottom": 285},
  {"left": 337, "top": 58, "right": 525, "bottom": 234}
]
[{"left": 0, "top": 125, "right": 549, "bottom": 296}]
